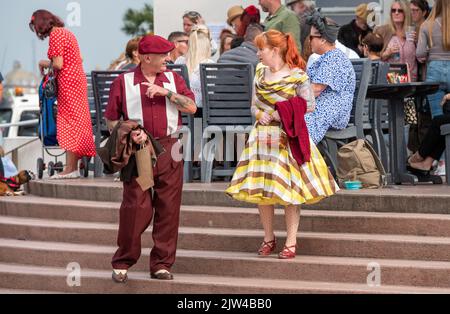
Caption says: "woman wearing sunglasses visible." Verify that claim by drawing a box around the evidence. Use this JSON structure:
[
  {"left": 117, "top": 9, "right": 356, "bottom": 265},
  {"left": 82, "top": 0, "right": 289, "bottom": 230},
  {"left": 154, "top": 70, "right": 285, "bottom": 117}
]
[
  {"left": 374, "top": 0, "right": 418, "bottom": 82},
  {"left": 182, "top": 11, "right": 218, "bottom": 57}
]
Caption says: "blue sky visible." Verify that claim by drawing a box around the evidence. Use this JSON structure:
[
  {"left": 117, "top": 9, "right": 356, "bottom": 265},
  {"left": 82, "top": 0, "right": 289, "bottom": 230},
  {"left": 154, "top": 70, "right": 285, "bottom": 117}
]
[{"left": 0, "top": 0, "right": 152, "bottom": 76}]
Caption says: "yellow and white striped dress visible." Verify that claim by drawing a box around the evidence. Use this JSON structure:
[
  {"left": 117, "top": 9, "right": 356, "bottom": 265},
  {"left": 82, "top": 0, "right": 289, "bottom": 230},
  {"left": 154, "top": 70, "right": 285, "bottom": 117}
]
[{"left": 225, "top": 63, "right": 339, "bottom": 206}]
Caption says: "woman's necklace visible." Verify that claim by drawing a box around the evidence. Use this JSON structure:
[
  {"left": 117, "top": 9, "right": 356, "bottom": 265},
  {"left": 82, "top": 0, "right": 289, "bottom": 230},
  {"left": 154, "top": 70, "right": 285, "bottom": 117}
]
[{"left": 269, "top": 63, "right": 286, "bottom": 73}]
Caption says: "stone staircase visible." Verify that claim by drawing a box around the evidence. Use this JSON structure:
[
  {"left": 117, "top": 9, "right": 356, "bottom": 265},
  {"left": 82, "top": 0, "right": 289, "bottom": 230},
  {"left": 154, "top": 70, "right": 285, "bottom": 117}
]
[{"left": 1, "top": 179, "right": 450, "bottom": 293}]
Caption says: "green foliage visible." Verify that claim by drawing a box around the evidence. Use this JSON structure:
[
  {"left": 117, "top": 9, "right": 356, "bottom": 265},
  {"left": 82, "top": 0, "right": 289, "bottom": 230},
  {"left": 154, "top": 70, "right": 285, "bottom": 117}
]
[{"left": 122, "top": 3, "right": 154, "bottom": 36}]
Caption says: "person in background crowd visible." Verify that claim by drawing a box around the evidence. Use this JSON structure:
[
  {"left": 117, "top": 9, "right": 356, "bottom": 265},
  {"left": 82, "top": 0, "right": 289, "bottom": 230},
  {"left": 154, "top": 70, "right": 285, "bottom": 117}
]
[
  {"left": 259, "top": 0, "right": 302, "bottom": 52},
  {"left": 0, "top": 72, "right": 3, "bottom": 100},
  {"left": 236, "top": 5, "right": 261, "bottom": 37},
  {"left": 220, "top": 28, "right": 233, "bottom": 40},
  {"left": 304, "top": 10, "right": 356, "bottom": 145},
  {"left": 182, "top": 11, "right": 218, "bottom": 56},
  {"left": 120, "top": 37, "right": 141, "bottom": 70},
  {"left": 218, "top": 23, "right": 264, "bottom": 70},
  {"left": 226, "top": 29, "right": 338, "bottom": 260},
  {"left": 406, "top": 0, "right": 431, "bottom": 154},
  {"left": 226, "top": 5, "right": 244, "bottom": 33},
  {"left": 375, "top": 0, "right": 418, "bottom": 82},
  {"left": 285, "top": 0, "right": 316, "bottom": 61},
  {"left": 411, "top": 0, "right": 430, "bottom": 32},
  {"left": 105, "top": 35, "right": 196, "bottom": 283},
  {"left": 361, "top": 32, "right": 384, "bottom": 61},
  {"left": 176, "top": 25, "right": 214, "bottom": 168},
  {"left": 183, "top": 11, "right": 204, "bottom": 34},
  {"left": 407, "top": 94, "right": 450, "bottom": 174},
  {"left": 416, "top": 0, "right": 450, "bottom": 117},
  {"left": 220, "top": 30, "right": 235, "bottom": 55},
  {"left": 338, "top": 3, "right": 373, "bottom": 57},
  {"left": 411, "top": 0, "right": 431, "bottom": 82},
  {"left": 29, "top": 10, "right": 96, "bottom": 178},
  {"left": 167, "top": 31, "right": 189, "bottom": 64},
  {"left": 416, "top": 0, "right": 450, "bottom": 176},
  {"left": 175, "top": 24, "right": 214, "bottom": 107}
]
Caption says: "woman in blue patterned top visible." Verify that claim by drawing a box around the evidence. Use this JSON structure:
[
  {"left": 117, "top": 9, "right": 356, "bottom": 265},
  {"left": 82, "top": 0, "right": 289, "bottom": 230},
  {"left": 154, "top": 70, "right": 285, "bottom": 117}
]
[{"left": 304, "top": 10, "right": 356, "bottom": 144}]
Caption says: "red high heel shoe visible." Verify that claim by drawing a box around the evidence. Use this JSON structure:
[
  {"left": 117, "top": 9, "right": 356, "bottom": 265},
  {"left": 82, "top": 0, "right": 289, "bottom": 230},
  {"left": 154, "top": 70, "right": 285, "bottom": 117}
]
[
  {"left": 258, "top": 239, "right": 276, "bottom": 256},
  {"left": 278, "top": 244, "right": 297, "bottom": 259}
]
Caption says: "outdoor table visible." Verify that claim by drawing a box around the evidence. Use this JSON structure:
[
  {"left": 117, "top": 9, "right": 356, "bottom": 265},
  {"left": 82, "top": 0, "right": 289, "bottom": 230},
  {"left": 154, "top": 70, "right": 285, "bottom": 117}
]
[{"left": 366, "top": 82, "right": 440, "bottom": 185}]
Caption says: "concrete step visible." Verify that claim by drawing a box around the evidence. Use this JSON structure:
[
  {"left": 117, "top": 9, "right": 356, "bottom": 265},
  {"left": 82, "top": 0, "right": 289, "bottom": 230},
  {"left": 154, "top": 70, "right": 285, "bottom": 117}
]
[
  {"left": 1, "top": 262, "right": 450, "bottom": 294},
  {"left": 0, "top": 288, "right": 67, "bottom": 294},
  {"left": 2, "top": 216, "right": 450, "bottom": 261},
  {"left": 3, "top": 238, "right": 450, "bottom": 288},
  {"left": 3, "top": 196, "right": 450, "bottom": 237},
  {"left": 26, "top": 180, "right": 450, "bottom": 214}
]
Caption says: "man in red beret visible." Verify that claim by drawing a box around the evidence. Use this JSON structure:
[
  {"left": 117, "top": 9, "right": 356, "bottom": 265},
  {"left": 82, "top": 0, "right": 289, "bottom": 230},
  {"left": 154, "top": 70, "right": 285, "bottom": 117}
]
[{"left": 105, "top": 34, "right": 197, "bottom": 282}]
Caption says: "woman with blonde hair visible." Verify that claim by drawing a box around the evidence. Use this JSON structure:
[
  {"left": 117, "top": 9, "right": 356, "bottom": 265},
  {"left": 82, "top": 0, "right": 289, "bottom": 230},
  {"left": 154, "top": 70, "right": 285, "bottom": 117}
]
[
  {"left": 226, "top": 30, "right": 338, "bottom": 259},
  {"left": 375, "top": 0, "right": 418, "bottom": 81},
  {"left": 175, "top": 24, "right": 214, "bottom": 107},
  {"left": 416, "top": 0, "right": 450, "bottom": 118},
  {"left": 182, "top": 11, "right": 218, "bottom": 56}
]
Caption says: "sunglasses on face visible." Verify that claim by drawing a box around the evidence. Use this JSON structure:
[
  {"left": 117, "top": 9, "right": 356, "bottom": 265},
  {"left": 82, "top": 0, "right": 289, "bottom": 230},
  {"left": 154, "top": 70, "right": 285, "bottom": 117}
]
[
  {"left": 176, "top": 40, "right": 188, "bottom": 44},
  {"left": 309, "top": 35, "right": 322, "bottom": 41},
  {"left": 391, "top": 8, "right": 404, "bottom": 14}
]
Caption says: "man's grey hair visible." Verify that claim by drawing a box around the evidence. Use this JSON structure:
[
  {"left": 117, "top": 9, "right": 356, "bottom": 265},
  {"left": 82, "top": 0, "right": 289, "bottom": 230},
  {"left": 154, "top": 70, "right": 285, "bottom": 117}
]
[
  {"left": 302, "top": 1, "right": 316, "bottom": 10},
  {"left": 244, "top": 23, "right": 264, "bottom": 42},
  {"left": 287, "top": 0, "right": 316, "bottom": 10},
  {"left": 285, "top": 0, "right": 316, "bottom": 9}
]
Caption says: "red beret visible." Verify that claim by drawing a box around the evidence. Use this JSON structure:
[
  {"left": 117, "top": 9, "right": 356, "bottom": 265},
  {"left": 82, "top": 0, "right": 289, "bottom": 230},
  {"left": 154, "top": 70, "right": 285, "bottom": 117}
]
[{"left": 138, "top": 35, "right": 175, "bottom": 54}]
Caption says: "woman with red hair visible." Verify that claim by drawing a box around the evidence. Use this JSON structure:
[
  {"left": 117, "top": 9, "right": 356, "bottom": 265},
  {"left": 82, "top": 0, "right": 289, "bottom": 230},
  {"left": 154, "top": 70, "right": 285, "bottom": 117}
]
[
  {"left": 29, "top": 10, "right": 96, "bottom": 179},
  {"left": 226, "top": 30, "right": 338, "bottom": 259},
  {"left": 236, "top": 5, "right": 261, "bottom": 37}
]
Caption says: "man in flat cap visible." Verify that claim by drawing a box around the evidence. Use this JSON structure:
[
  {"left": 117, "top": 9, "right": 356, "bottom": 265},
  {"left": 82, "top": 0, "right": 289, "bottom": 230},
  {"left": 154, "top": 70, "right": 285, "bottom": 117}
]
[{"left": 105, "top": 34, "right": 196, "bottom": 282}]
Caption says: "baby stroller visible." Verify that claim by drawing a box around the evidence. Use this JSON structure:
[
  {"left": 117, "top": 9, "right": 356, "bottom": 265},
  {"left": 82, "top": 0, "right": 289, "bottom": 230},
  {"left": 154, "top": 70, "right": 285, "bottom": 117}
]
[{"left": 36, "top": 73, "right": 65, "bottom": 179}]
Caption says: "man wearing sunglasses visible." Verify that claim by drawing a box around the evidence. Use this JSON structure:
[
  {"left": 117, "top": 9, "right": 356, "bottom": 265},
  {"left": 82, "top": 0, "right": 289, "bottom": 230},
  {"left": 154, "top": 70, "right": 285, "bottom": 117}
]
[{"left": 167, "top": 31, "right": 189, "bottom": 64}]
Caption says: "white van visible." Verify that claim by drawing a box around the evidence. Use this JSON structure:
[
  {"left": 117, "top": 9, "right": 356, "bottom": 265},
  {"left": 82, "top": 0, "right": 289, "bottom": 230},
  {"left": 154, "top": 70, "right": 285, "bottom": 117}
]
[
  {"left": 0, "top": 86, "right": 40, "bottom": 138},
  {"left": 0, "top": 86, "right": 46, "bottom": 173}
]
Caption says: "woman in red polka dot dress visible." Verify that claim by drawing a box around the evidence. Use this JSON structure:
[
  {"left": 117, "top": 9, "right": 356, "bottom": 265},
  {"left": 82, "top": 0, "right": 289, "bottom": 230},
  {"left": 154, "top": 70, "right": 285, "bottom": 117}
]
[{"left": 30, "top": 10, "right": 96, "bottom": 178}]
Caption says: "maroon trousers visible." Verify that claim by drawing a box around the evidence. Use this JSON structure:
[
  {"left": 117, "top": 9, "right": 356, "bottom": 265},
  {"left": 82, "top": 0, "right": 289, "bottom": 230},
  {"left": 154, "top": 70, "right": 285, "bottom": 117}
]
[{"left": 111, "top": 138, "right": 183, "bottom": 273}]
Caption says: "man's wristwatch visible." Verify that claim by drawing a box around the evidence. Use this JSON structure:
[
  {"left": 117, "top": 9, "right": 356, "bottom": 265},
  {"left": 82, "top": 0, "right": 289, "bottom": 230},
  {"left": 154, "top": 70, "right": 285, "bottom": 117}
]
[{"left": 167, "top": 90, "right": 173, "bottom": 99}]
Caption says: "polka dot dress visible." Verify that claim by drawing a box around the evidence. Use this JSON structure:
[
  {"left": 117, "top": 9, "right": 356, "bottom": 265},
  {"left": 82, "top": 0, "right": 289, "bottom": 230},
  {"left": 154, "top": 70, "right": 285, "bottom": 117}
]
[{"left": 48, "top": 28, "right": 96, "bottom": 158}]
